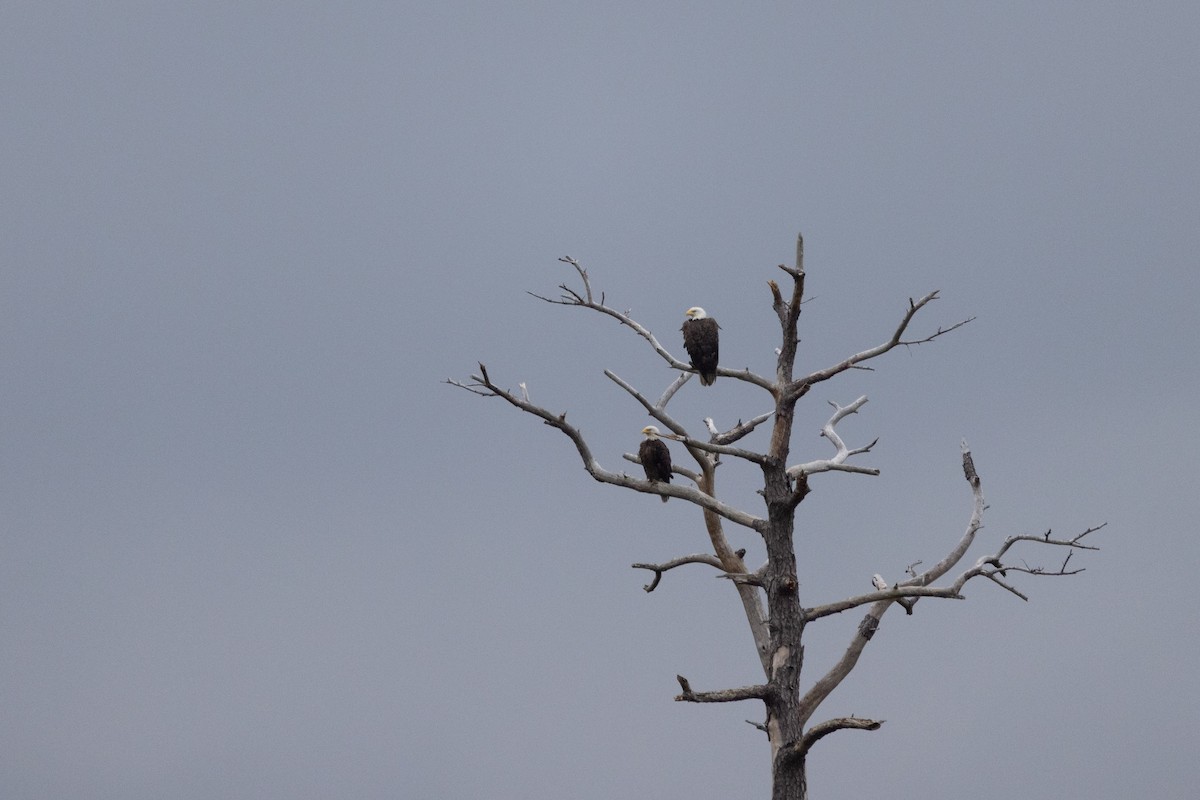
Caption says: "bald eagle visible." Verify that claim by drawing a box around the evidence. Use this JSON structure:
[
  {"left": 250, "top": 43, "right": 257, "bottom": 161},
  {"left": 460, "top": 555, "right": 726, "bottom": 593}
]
[
  {"left": 638, "top": 425, "right": 672, "bottom": 502},
  {"left": 682, "top": 307, "right": 720, "bottom": 385}
]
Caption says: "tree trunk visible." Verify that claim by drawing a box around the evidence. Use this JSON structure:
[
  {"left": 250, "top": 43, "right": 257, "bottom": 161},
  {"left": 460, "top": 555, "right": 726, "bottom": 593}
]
[
  {"left": 763, "top": 450, "right": 807, "bottom": 800},
  {"left": 772, "top": 755, "right": 807, "bottom": 800},
  {"left": 759, "top": 277, "right": 810, "bottom": 792}
]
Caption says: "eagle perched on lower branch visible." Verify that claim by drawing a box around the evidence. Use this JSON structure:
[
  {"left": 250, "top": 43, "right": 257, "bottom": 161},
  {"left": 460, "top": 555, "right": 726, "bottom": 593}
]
[{"left": 638, "top": 426, "right": 672, "bottom": 502}]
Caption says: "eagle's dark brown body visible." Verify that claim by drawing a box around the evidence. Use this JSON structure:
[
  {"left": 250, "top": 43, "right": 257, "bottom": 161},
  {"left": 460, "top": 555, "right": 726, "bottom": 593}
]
[
  {"left": 682, "top": 315, "right": 720, "bottom": 385},
  {"left": 639, "top": 436, "right": 672, "bottom": 503}
]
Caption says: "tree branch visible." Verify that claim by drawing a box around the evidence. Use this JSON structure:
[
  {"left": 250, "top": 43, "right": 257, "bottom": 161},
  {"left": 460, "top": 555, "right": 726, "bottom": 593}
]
[
  {"left": 675, "top": 675, "right": 769, "bottom": 703},
  {"left": 936, "top": 523, "right": 1106, "bottom": 603},
  {"left": 803, "top": 585, "right": 966, "bottom": 621},
  {"left": 897, "top": 451, "right": 1101, "bottom": 604},
  {"left": 797, "top": 446, "right": 1102, "bottom": 724},
  {"left": 711, "top": 410, "right": 775, "bottom": 446},
  {"left": 716, "top": 560, "right": 768, "bottom": 588},
  {"left": 805, "top": 450, "right": 1102, "bottom": 622},
  {"left": 531, "top": 257, "right": 775, "bottom": 391},
  {"left": 447, "top": 364, "right": 765, "bottom": 530},
  {"left": 795, "top": 604, "right": 891, "bottom": 727},
  {"left": 602, "top": 370, "right": 692, "bottom": 439},
  {"left": 776, "top": 717, "right": 885, "bottom": 765},
  {"left": 906, "top": 440, "right": 988, "bottom": 587},
  {"left": 632, "top": 554, "right": 724, "bottom": 593},
  {"left": 654, "top": 371, "right": 692, "bottom": 408},
  {"left": 804, "top": 442, "right": 985, "bottom": 624},
  {"left": 667, "top": 433, "right": 770, "bottom": 465},
  {"left": 770, "top": 233, "right": 807, "bottom": 388},
  {"left": 622, "top": 450, "right": 702, "bottom": 486},
  {"left": 787, "top": 396, "right": 881, "bottom": 479},
  {"left": 604, "top": 368, "right": 774, "bottom": 672},
  {"left": 789, "top": 291, "right": 974, "bottom": 398},
  {"left": 602, "top": 369, "right": 767, "bottom": 465}
]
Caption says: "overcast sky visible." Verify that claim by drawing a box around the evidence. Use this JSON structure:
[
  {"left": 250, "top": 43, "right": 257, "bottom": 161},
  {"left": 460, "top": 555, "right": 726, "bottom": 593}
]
[{"left": 2, "top": 3, "right": 1197, "bottom": 799}]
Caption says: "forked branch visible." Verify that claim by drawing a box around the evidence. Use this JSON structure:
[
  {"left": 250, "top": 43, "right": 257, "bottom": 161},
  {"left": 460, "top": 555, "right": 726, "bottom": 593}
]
[
  {"left": 531, "top": 257, "right": 774, "bottom": 391},
  {"left": 787, "top": 396, "right": 881, "bottom": 479},
  {"left": 789, "top": 291, "right": 974, "bottom": 399},
  {"left": 965, "top": 525, "right": 1105, "bottom": 601},
  {"left": 446, "top": 364, "right": 765, "bottom": 530},
  {"left": 602, "top": 370, "right": 691, "bottom": 442},
  {"left": 604, "top": 370, "right": 766, "bottom": 465},
  {"left": 796, "top": 446, "right": 1102, "bottom": 725},
  {"left": 769, "top": 233, "right": 807, "bottom": 386},
  {"left": 805, "top": 444, "right": 1101, "bottom": 620}
]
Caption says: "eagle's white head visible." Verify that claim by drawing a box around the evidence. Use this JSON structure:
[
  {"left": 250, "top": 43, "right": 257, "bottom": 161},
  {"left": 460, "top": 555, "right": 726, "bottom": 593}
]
[
  {"left": 684, "top": 307, "right": 708, "bottom": 320},
  {"left": 641, "top": 425, "right": 661, "bottom": 439}
]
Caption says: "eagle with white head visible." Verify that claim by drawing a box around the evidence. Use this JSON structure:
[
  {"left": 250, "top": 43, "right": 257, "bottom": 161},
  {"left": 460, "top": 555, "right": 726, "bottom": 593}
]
[
  {"left": 681, "top": 307, "right": 720, "bottom": 386},
  {"left": 638, "top": 425, "right": 673, "bottom": 503}
]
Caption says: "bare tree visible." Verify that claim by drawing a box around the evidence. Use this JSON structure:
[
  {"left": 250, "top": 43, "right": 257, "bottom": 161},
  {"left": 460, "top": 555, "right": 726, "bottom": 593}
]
[{"left": 448, "top": 235, "right": 1102, "bottom": 800}]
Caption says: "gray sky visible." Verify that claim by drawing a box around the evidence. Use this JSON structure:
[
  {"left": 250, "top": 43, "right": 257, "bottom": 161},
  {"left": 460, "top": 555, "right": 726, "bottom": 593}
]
[{"left": 2, "top": 3, "right": 1197, "bottom": 799}]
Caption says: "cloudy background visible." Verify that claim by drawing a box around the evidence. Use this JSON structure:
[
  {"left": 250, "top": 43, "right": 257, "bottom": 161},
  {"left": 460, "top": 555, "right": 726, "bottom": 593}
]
[{"left": 3, "top": 3, "right": 1197, "bottom": 798}]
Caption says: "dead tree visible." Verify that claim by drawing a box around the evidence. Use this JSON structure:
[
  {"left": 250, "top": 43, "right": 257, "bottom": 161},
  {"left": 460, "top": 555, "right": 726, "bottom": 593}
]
[{"left": 448, "top": 234, "right": 1102, "bottom": 800}]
